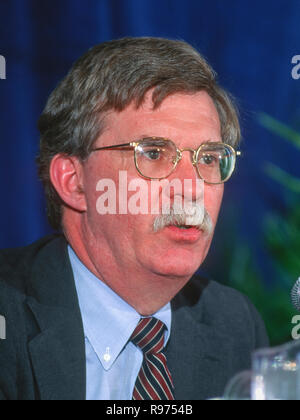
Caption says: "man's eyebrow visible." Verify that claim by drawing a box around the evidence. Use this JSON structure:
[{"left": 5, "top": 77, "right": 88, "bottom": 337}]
[
  {"left": 136, "top": 134, "right": 161, "bottom": 138},
  {"left": 134, "top": 135, "right": 169, "bottom": 140}
]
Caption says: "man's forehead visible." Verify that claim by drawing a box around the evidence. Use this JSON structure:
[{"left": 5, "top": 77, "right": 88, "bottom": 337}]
[{"left": 103, "top": 90, "right": 221, "bottom": 137}]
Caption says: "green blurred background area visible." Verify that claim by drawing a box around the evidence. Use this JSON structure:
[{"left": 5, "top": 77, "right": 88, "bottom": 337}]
[{"left": 206, "top": 115, "right": 300, "bottom": 345}]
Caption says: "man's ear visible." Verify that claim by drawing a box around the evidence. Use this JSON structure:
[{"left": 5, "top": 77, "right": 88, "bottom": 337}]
[{"left": 50, "top": 154, "right": 87, "bottom": 212}]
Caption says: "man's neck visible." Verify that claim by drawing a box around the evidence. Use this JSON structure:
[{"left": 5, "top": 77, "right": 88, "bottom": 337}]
[{"left": 63, "top": 219, "right": 190, "bottom": 316}]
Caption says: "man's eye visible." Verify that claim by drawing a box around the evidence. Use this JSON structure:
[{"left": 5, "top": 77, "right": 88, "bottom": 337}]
[
  {"left": 144, "top": 149, "right": 161, "bottom": 160},
  {"left": 199, "top": 154, "right": 217, "bottom": 165}
]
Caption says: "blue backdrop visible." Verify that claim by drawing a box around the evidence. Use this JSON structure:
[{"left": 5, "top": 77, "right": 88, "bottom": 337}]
[{"left": 0, "top": 0, "right": 299, "bottom": 286}]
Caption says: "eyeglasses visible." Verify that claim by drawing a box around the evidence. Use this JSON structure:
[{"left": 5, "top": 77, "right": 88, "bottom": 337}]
[{"left": 91, "top": 137, "right": 241, "bottom": 184}]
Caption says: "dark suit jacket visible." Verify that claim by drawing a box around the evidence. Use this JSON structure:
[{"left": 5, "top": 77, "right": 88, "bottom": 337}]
[{"left": 0, "top": 235, "right": 269, "bottom": 400}]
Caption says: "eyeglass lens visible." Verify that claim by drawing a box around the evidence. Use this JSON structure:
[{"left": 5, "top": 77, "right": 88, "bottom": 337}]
[{"left": 135, "top": 138, "right": 235, "bottom": 183}]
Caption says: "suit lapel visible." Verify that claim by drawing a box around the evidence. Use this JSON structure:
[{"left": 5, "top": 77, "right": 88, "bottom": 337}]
[
  {"left": 166, "top": 278, "right": 235, "bottom": 400},
  {"left": 25, "top": 236, "right": 86, "bottom": 400}
]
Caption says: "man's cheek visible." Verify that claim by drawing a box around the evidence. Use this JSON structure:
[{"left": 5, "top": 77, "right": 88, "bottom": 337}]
[{"left": 204, "top": 187, "right": 223, "bottom": 215}]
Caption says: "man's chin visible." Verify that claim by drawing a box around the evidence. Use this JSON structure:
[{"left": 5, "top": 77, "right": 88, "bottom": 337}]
[
  {"left": 149, "top": 255, "right": 203, "bottom": 279},
  {"left": 137, "top": 242, "right": 211, "bottom": 279}
]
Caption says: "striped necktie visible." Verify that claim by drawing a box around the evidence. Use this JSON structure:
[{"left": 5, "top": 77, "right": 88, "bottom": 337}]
[{"left": 131, "top": 317, "right": 175, "bottom": 400}]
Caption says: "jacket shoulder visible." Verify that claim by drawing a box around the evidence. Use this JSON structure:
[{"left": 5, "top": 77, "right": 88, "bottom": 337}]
[
  {"left": 206, "top": 279, "right": 268, "bottom": 345},
  {"left": 0, "top": 234, "right": 77, "bottom": 400},
  {"left": 0, "top": 235, "right": 62, "bottom": 294},
  {"left": 175, "top": 276, "right": 269, "bottom": 349}
]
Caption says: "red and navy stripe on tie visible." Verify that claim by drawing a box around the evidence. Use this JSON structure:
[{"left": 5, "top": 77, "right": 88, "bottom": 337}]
[{"left": 131, "top": 317, "right": 174, "bottom": 400}]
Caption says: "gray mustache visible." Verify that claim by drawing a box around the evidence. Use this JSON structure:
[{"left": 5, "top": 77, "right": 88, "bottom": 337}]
[{"left": 153, "top": 203, "right": 213, "bottom": 235}]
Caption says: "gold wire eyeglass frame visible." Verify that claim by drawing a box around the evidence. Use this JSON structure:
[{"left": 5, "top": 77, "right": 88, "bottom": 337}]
[{"left": 91, "top": 137, "right": 241, "bottom": 184}]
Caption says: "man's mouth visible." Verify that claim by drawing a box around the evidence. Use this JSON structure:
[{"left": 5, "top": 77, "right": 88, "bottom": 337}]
[
  {"left": 170, "top": 223, "right": 201, "bottom": 230},
  {"left": 162, "top": 224, "right": 203, "bottom": 242}
]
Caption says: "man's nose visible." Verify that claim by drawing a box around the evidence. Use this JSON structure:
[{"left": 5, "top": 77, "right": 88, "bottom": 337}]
[{"left": 167, "top": 152, "right": 204, "bottom": 204}]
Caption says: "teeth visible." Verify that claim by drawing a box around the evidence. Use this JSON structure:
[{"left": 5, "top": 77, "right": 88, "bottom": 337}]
[
  {"left": 176, "top": 225, "right": 192, "bottom": 229},
  {"left": 168, "top": 224, "right": 199, "bottom": 230}
]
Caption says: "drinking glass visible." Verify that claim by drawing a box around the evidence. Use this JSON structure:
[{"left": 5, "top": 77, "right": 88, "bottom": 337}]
[
  {"left": 223, "top": 370, "right": 252, "bottom": 400},
  {"left": 251, "top": 340, "right": 300, "bottom": 400}
]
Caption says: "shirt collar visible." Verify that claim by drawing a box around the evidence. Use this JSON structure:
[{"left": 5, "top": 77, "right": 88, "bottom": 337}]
[{"left": 68, "top": 246, "right": 172, "bottom": 371}]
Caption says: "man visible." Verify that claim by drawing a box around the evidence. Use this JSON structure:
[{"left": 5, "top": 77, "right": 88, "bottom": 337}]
[{"left": 0, "top": 37, "right": 268, "bottom": 400}]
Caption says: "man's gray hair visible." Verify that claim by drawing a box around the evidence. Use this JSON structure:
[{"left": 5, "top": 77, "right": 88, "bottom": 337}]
[{"left": 37, "top": 37, "right": 240, "bottom": 230}]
